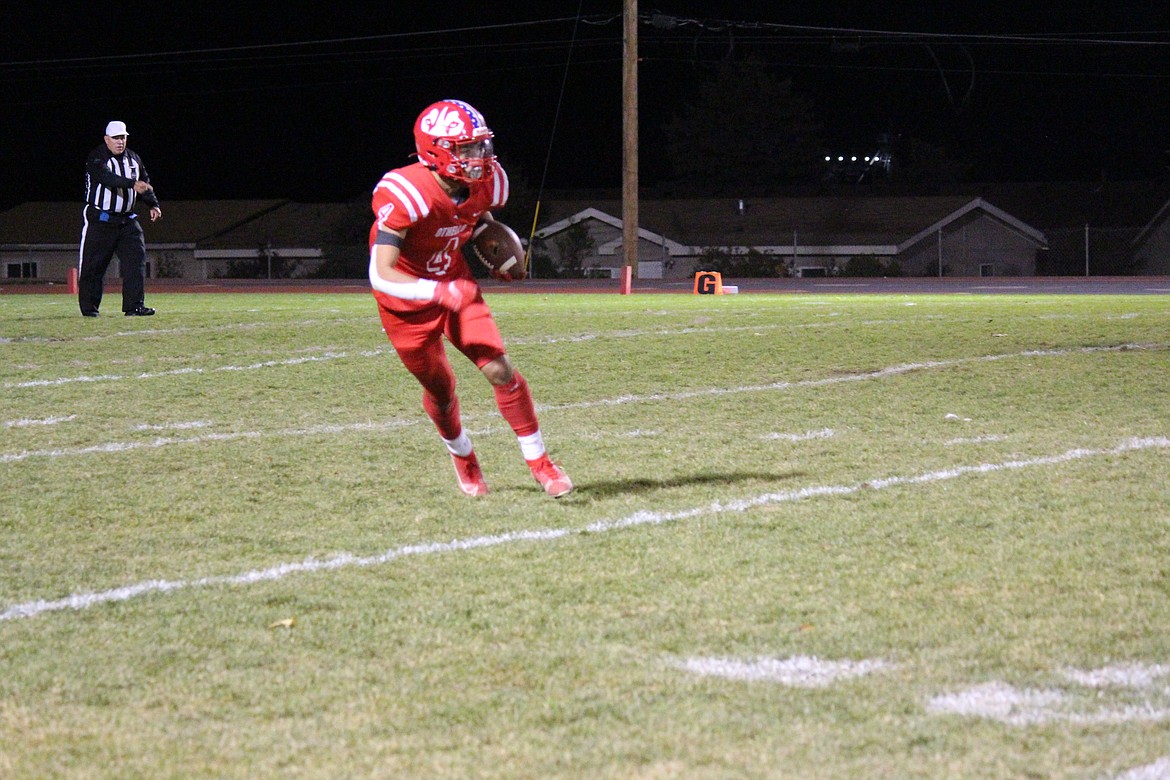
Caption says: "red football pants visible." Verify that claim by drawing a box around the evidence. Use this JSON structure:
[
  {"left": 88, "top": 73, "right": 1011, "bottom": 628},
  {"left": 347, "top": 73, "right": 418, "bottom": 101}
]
[{"left": 374, "top": 290, "right": 539, "bottom": 439}]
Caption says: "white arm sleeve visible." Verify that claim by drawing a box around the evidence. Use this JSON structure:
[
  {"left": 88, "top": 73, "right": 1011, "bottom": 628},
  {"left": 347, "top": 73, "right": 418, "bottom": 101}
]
[{"left": 368, "top": 250, "right": 438, "bottom": 300}]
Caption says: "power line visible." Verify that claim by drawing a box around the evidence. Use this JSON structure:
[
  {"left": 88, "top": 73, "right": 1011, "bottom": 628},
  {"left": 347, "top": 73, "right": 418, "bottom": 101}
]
[
  {"left": 643, "top": 15, "right": 1170, "bottom": 47},
  {"left": 0, "top": 15, "right": 608, "bottom": 70}
]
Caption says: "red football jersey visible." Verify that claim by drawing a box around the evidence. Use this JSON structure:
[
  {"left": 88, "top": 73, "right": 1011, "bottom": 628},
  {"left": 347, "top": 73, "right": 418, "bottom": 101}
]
[{"left": 369, "top": 161, "right": 509, "bottom": 280}]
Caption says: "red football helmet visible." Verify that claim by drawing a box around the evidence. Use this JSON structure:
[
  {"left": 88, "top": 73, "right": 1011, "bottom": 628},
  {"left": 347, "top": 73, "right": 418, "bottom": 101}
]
[{"left": 413, "top": 99, "right": 496, "bottom": 183}]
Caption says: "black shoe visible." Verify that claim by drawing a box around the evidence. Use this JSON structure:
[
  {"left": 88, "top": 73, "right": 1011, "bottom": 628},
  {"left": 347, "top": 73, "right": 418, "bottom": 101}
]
[
  {"left": 125, "top": 306, "right": 155, "bottom": 316},
  {"left": 82, "top": 311, "right": 99, "bottom": 318}
]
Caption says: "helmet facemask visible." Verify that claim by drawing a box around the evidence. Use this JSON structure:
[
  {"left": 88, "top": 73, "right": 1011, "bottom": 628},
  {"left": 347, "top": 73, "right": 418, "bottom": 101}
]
[{"left": 436, "top": 135, "right": 495, "bottom": 182}]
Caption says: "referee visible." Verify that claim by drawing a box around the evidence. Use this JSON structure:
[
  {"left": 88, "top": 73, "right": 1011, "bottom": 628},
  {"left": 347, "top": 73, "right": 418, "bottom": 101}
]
[{"left": 78, "top": 120, "right": 162, "bottom": 317}]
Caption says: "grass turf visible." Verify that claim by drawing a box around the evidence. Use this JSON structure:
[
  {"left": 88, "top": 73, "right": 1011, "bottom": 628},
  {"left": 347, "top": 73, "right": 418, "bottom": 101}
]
[{"left": 1, "top": 290, "right": 1169, "bottom": 778}]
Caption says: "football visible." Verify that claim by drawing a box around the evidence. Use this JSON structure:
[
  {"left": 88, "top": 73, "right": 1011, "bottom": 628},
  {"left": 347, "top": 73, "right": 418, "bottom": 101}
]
[{"left": 467, "top": 219, "right": 527, "bottom": 281}]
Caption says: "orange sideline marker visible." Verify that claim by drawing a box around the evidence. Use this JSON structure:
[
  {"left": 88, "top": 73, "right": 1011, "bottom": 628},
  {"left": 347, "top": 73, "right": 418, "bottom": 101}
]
[{"left": 693, "top": 271, "right": 723, "bottom": 294}]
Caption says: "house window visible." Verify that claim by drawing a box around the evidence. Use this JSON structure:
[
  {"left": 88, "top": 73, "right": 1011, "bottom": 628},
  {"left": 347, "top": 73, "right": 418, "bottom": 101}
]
[
  {"left": 6, "top": 261, "right": 38, "bottom": 279},
  {"left": 979, "top": 263, "right": 993, "bottom": 277}
]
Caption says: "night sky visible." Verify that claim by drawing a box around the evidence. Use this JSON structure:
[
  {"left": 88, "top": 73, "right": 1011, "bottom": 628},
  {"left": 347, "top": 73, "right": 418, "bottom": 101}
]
[{"left": 3, "top": 1, "right": 1169, "bottom": 212}]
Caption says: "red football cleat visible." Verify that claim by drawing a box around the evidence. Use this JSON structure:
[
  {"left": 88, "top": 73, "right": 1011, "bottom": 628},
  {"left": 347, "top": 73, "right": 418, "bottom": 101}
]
[
  {"left": 527, "top": 454, "right": 573, "bottom": 498},
  {"left": 451, "top": 451, "right": 488, "bottom": 496}
]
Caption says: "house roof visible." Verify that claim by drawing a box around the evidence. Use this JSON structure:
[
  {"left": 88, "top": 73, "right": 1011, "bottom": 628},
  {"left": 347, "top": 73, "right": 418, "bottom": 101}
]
[
  {"left": 5, "top": 183, "right": 1158, "bottom": 254},
  {"left": 536, "top": 196, "right": 1046, "bottom": 252},
  {"left": 940, "top": 180, "right": 1170, "bottom": 229},
  {"left": 0, "top": 200, "right": 289, "bottom": 246},
  {"left": 196, "top": 202, "right": 366, "bottom": 249},
  {"left": 534, "top": 207, "right": 692, "bottom": 254},
  {"left": 0, "top": 199, "right": 371, "bottom": 252},
  {"left": 1132, "top": 198, "right": 1170, "bottom": 248}
]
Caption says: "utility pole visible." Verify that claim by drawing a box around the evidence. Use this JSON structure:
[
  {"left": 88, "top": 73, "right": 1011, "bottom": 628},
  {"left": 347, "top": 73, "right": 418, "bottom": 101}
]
[{"left": 621, "top": 0, "right": 638, "bottom": 293}]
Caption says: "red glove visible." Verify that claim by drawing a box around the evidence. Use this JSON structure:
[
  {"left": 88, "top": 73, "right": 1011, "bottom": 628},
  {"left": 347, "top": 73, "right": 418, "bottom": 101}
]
[{"left": 432, "top": 279, "right": 478, "bottom": 312}]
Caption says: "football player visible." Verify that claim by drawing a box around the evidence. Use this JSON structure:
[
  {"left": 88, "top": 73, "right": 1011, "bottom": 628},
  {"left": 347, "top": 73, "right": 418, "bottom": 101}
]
[{"left": 368, "top": 99, "right": 572, "bottom": 498}]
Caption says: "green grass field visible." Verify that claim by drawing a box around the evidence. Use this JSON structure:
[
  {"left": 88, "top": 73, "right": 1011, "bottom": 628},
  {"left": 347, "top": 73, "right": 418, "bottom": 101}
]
[{"left": 2, "top": 290, "right": 1169, "bottom": 779}]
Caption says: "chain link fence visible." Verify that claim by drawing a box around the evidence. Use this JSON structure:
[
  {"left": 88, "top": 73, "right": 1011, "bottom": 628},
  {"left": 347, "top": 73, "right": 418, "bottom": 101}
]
[{"left": 1040, "top": 226, "right": 1143, "bottom": 276}]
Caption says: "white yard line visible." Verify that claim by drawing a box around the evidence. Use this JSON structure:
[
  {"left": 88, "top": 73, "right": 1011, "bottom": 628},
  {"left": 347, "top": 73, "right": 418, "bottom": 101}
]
[
  {"left": 3, "top": 349, "right": 388, "bottom": 389},
  {"left": 2, "top": 436, "right": 1166, "bottom": 621},
  {"left": 1112, "top": 757, "right": 1170, "bottom": 780},
  {"left": 762, "top": 428, "right": 836, "bottom": 442},
  {"left": 511, "top": 317, "right": 912, "bottom": 345},
  {"left": 4, "top": 319, "right": 886, "bottom": 383},
  {"left": 13, "top": 315, "right": 1128, "bottom": 387},
  {"left": 944, "top": 434, "right": 1009, "bottom": 446},
  {"left": 928, "top": 664, "right": 1170, "bottom": 728},
  {"left": 935, "top": 664, "right": 1170, "bottom": 729},
  {"left": 0, "top": 313, "right": 905, "bottom": 349},
  {"left": 1, "top": 419, "right": 421, "bottom": 464},
  {"left": 3, "top": 414, "right": 76, "bottom": 428},
  {"left": 535, "top": 343, "right": 1164, "bottom": 413},
  {"left": 0, "top": 315, "right": 372, "bottom": 345},
  {"left": 927, "top": 679, "right": 1170, "bottom": 726},
  {"left": 133, "top": 421, "right": 214, "bottom": 431},
  {"left": 674, "top": 655, "right": 891, "bottom": 686},
  {"left": 1060, "top": 663, "right": 1170, "bottom": 689},
  {"left": 1, "top": 344, "right": 1164, "bottom": 463}
]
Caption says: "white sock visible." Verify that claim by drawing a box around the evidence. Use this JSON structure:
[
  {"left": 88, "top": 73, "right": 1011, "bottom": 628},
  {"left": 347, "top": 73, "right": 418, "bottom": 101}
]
[
  {"left": 517, "top": 430, "right": 546, "bottom": 461},
  {"left": 442, "top": 431, "right": 473, "bottom": 458}
]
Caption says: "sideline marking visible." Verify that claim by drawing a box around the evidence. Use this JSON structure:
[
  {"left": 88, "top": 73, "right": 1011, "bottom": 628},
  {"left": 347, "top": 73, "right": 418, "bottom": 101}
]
[{"left": 2, "top": 436, "right": 1166, "bottom": 621}]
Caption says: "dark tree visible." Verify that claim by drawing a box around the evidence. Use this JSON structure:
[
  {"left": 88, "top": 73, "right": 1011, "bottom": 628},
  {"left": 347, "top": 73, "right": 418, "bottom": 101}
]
[
  {"left": 662, "top": 59, "right": 825, "bottom": 192},
  {"left": 890, "top": 137, "right": 970, "bottom": 189}
]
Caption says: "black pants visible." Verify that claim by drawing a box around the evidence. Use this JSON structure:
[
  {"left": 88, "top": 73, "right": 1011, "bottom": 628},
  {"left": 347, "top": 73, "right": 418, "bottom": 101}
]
[{"left": 78, "top": 206, "right": 147, "bottom": 315}]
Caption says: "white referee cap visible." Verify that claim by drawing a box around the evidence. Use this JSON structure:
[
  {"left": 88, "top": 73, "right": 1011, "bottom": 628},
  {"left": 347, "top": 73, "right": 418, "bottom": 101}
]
[{"left": 105, "top": 120, "right": 128, "bottom": 137}]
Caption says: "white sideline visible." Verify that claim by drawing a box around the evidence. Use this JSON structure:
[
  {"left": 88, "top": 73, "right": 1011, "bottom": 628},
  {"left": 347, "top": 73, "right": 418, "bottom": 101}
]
[{"left": 2, "top": 436, "right": 1167, "bottom": 622}]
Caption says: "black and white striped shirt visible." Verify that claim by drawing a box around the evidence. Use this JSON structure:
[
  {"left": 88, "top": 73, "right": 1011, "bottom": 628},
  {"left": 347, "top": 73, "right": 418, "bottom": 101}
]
[{"left": 84, "top": 144, "right": 160, "bottom": 215}]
